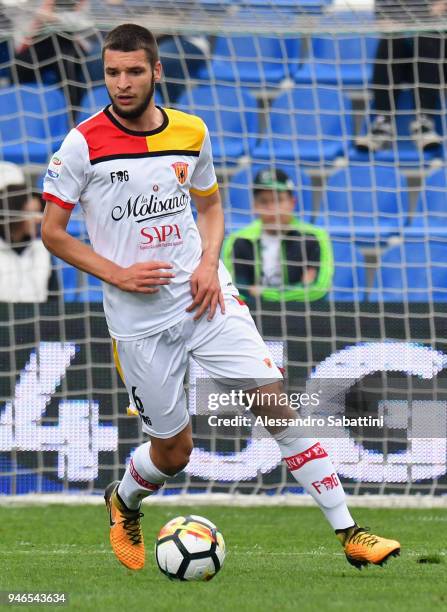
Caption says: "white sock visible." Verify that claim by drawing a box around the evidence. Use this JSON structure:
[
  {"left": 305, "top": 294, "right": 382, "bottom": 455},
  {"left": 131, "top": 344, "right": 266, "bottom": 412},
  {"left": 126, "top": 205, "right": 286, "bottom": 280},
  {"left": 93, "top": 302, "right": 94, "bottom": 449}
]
[
  {"left": 118, "top": 441, "right": 169, "bottom": 510},
  {"left": 273, "top": 430, "right": 355, "bottom": 531}
]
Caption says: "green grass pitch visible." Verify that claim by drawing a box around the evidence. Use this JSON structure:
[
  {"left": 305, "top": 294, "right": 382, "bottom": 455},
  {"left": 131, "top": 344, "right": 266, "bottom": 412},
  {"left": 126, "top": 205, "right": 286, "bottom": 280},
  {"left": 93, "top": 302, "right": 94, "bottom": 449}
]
[{"left": 0, "top": 505, "right": 446, "bottom": 611}]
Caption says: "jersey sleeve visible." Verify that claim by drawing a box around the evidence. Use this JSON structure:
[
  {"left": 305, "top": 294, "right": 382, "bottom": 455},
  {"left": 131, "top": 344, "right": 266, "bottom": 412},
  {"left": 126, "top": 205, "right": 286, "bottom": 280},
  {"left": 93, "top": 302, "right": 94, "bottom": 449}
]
[
  {"left": 42, "top": 128, "right": 90, "bottom": 210},
  {"left": 190, "top": 125, "right": 218, "bottom": 197}
]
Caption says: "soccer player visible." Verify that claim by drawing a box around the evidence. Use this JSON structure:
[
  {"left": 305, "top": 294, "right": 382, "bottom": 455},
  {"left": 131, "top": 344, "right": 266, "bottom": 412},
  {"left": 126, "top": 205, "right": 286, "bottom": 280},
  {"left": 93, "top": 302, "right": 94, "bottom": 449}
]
[{"left": 41, "top": 24, "right": 400, "bottom": 572}]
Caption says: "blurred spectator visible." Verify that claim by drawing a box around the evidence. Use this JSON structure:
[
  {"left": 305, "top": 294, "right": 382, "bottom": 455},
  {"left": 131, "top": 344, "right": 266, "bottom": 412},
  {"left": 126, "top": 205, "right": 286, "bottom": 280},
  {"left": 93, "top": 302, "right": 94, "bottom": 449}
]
[
  {"left": 9, "top": 0, "right": 102, "bottom": 113},
  {"left": 158, "top": 35, "right": 212, "bottom": 104},
  {"left": 223, "top": 169, "right": 333, "bottom": 302},
  {"left": 356, "top": 1, "right": 446, "bottom": 152},
  {"left": 0, "top": 162, "right": 57, "bottom": 302},
  {"left": 0, "top": 8, "right": 12, "bottom": 76}
]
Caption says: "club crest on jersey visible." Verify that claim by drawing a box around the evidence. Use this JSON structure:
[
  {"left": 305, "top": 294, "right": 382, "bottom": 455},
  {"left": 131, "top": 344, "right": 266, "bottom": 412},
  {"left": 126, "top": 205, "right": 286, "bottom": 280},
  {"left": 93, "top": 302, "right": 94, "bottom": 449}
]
[{"left": 171, "top": 162, "right": 189, "bottom": 185}]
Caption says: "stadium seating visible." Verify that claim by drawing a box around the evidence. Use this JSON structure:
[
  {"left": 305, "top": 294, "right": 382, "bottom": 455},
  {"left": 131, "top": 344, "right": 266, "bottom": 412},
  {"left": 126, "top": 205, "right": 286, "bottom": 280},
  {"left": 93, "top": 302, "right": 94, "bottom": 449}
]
[
  {"left": 408, "top": 168, "right": 447, "bottom": 235},
  {"left": 58, "top": 262, "right": 102, "bottom": 302},
  {"left": 369, "top": 240, "right": 447, "bottom": 302},
  {"left": 177, "top": 84, "right": 259, "bottom": 164},
  {"left": 234, "top": 0, "right": 330, "bottom": 12},
  {"left": 350, "top": 90, "right": 443, "bottom": 165},
  {"left": 76, "top": 274, "right": 103, "bottom": 302},
  {"left": 225, "top": 163, "right": 313, "bottom": 232},
  {"left": 329, "top": 239, "right": 366, "bottom": 301},
  {"left": 198, "top": 35, "right": 301, "bottom": 85},
  {"left": 252, "top": 86, "right": 353, "bottom": 162},
  {"left": 10, "top": 32, "right": 444, "bottom": 305},
  {"left": 0, "top": 85, "right": 70, "bottom": 164},
  {"left": 294, "top": 34, "right": 378, "bottom": 87},
  {"left": 77, "top": 86, "right": 111, "bottom": 122},
  {"left": 315, "top": 164, "right": 409, "bottom": 242},
  {"left": 56, "top": 258, "right": 79, "bottom": 303},
  {"left": 188, "top": 0, "right": 327, "bottom": 16},
  {"left": 51, "top": 210, "right": 102, "bottom": 301}
]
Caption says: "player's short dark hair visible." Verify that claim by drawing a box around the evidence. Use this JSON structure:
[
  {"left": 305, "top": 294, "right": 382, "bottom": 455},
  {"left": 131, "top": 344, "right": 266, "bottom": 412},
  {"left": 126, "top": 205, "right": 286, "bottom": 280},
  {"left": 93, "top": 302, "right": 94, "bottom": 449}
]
[{"left": 102, "top": 24, "right": 159, "bottom": 69}]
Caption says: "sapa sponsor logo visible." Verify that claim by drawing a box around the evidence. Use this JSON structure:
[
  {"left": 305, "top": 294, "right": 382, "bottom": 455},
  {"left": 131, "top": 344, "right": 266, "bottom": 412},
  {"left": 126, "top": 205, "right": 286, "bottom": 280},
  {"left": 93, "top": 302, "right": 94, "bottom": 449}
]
[{"left": 140, "top": 224, "right": 182, "bottom": 249}]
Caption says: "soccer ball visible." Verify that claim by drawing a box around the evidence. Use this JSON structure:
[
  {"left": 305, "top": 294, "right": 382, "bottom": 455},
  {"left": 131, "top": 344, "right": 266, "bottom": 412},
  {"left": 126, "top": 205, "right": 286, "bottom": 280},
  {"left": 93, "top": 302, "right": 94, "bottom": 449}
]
[{"left": 155, "top": 515, "right": 226, "bottom": 581}]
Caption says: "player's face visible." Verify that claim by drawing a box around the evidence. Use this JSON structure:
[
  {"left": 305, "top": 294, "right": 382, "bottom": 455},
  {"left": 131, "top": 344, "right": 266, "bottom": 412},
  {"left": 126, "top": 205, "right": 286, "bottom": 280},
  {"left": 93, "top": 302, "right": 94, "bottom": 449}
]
[
  {"left": 254, "top": 190, "right": 295, "bottom": 229},
  {"left": 104, "top": 49, "right": 162, "bottom": 120}
]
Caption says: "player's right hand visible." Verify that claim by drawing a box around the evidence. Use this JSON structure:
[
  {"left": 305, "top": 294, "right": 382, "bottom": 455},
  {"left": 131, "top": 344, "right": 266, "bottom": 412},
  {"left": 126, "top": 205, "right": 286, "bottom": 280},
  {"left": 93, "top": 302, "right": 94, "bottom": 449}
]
[{"left": 112, "top": 261, "right": 174, "bottom": 293}]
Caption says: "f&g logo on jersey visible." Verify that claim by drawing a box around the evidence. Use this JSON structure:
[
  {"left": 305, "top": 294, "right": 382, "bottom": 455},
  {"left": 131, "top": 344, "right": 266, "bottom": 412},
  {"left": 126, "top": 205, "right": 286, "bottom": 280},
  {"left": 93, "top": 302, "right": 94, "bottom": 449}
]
[
  {"left": 110, "top": 170, "right": 129, "bottom": 183},
  {"left": 140, "top": 224, "right": 183, "bottom": 250}
]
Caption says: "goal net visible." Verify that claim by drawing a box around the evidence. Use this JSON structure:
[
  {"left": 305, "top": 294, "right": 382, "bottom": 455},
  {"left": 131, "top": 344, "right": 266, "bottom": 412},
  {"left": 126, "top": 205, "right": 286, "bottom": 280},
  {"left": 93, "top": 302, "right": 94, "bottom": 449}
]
[{"left": 1, "top": 1, "right": 446, "bottom": 500}]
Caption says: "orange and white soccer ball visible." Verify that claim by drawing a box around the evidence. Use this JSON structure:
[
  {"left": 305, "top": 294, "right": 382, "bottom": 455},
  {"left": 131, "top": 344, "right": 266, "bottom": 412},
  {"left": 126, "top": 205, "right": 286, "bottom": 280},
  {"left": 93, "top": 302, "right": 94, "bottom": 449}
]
[{"left": 155, "top": 515, "right": 226, "bottom": 581}]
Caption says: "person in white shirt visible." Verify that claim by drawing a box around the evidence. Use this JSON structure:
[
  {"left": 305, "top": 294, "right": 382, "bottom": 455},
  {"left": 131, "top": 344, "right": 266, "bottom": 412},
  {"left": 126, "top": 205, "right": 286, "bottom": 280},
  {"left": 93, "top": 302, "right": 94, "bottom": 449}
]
[
  {"left": 41, "top": 23, "right": 400, "bottom": 573},
  {"left": 0, "top": 162, "right": 54, "bottom": 302}
]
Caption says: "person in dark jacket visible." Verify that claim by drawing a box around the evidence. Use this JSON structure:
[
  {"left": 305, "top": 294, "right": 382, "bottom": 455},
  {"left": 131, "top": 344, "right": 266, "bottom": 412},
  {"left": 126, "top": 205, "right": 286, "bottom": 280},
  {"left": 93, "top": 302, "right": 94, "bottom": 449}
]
[
  {"left": 10, "top": 0, "right": 101, "bottom": 115},
  {"left": 356, "top": 0, "right": 446, "bottom": 152}
]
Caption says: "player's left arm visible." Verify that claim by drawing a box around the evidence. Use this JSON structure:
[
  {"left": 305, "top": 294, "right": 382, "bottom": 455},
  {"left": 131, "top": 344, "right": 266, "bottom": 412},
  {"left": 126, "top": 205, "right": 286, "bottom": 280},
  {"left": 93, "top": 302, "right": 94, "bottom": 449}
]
[{"left": 187, "top": 188, "right": 225, "bottom": 321}]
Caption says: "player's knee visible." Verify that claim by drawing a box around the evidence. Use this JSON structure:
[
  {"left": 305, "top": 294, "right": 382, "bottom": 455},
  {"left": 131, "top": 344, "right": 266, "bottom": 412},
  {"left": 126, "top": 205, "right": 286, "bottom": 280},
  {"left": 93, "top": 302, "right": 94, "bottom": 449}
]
[
  {"left": 171, "top": 440, "right": 193, "bottom": 473},
  {"left": 163, "top": 453, "right": 191, "bottom": 475},
  {"left": 248, "top": 380, "right": 286, "bottom": 417},
  {"left": 156, "top": 440, "right": 193, "bottom": 475},
  {"left": 182, "top": 438, "right": 194, "bottom": 460}
]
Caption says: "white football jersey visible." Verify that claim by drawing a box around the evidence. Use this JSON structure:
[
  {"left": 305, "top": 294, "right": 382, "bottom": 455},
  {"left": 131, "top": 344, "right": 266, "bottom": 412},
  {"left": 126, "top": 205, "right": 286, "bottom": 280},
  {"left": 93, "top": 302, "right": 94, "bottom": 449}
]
[{"left": 43, "top": 106, "right": 235, "bottom": 339}]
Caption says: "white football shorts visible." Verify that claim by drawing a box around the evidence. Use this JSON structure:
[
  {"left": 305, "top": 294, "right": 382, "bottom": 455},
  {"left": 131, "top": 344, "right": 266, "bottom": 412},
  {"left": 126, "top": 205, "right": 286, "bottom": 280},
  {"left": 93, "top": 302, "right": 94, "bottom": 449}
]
[{"left": 113, "top": 295, "right": 283, "bottom": 438}]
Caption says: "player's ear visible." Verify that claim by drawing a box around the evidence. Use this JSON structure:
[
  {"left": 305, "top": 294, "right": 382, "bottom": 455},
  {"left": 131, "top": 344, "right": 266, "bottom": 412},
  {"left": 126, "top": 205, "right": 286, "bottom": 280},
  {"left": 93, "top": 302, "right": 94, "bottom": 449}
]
[{"left": 154, "top": 60, "right": 162, "bottom": 82}]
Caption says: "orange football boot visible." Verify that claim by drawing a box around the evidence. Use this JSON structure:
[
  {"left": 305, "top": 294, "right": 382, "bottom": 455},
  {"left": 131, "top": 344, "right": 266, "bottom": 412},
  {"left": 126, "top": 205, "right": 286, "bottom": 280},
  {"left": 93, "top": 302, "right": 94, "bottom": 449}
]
[
  {"left": 104, "top": 480, "right": 145, "bottom": 570},
  {"left": 342, "top": 527, "right": 400, "bottom": 569}
]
